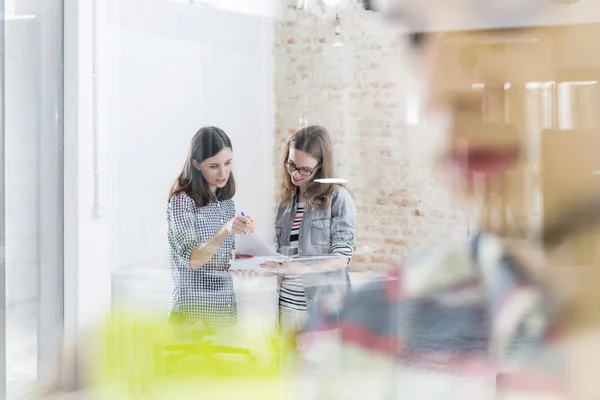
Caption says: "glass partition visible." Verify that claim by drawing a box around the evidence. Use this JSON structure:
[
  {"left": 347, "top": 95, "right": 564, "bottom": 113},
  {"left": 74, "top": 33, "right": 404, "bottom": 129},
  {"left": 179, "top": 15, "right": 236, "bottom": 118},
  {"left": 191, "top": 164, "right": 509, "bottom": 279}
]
[{"left": 3, "top": 0, "right": 64, "bottom": 397}]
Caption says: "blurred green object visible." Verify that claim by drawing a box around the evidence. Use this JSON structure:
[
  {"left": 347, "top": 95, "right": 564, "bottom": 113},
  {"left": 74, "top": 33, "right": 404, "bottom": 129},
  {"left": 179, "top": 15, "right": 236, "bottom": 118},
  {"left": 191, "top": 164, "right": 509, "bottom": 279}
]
[{"left": 89, "top": 308, "right": 295, "bottom": 399}]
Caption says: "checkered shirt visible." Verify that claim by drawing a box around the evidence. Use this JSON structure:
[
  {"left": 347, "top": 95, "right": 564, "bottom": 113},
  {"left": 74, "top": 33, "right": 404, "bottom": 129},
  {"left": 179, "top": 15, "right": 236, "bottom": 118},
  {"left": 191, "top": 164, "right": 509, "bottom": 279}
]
[
  {"left": 308, "top": 233, "right": 566, "bottom": 399},
  {"left": 167, "top": 192, "right": 236, "bottom": 329}
]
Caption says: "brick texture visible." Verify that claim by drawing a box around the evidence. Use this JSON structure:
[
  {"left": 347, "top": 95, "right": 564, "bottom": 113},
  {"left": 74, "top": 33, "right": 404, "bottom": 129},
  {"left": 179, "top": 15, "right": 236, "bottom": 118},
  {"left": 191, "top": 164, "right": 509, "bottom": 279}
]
[{"left": 273, "top": 8, "right": 472, "bottom": 271}]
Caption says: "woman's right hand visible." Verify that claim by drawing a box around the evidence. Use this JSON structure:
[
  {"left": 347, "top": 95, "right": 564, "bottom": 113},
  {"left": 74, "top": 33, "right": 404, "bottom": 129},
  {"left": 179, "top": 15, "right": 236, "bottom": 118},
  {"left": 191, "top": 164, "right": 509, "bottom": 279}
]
[{"left": 226, "top": 215, "right": 254, "bottom": 235}]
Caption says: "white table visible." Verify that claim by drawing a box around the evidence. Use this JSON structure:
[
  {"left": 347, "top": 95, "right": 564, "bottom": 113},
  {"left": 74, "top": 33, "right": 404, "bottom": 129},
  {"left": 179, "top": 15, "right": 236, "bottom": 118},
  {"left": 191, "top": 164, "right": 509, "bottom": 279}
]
[{"left": 111, "top": 261, "right": 279, "bottom": 345}]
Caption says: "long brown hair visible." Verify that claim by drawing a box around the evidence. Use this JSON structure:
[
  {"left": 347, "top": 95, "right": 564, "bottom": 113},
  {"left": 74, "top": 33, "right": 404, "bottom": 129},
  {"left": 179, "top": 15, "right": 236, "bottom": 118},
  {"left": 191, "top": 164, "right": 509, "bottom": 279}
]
[
  {"left": 279, "top": 125, "right": 338, "bottom": 209},
  {"left": 168, "top": 126, "right": 236, "bottom": 207}
]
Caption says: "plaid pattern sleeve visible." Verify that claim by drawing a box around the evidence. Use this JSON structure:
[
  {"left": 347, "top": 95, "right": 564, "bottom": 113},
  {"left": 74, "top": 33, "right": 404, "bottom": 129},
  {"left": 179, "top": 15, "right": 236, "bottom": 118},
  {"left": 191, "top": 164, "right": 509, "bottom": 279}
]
[
  {"left": 167, "top": 193, "right": 237, "bottom": 329},
  {"left": 167, "top": 193, "right": 200, "bottom": 267}
]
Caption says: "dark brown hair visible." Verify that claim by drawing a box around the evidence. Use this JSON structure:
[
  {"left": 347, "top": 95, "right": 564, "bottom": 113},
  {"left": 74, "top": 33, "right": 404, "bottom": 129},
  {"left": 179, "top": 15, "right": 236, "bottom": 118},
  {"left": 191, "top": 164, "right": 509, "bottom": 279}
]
[
  {"left": 169, "top": 126, "right": 236, "bottom": 207},
  {"left": 279, "top": 125, "right": 338, "bottom": 209}
]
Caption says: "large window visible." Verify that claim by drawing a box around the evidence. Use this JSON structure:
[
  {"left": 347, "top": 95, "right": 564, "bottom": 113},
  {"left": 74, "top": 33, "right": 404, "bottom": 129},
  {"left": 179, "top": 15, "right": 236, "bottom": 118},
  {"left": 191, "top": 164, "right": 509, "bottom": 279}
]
[{"left": 2, "top": 0, "right": 64, "bottom": 397}]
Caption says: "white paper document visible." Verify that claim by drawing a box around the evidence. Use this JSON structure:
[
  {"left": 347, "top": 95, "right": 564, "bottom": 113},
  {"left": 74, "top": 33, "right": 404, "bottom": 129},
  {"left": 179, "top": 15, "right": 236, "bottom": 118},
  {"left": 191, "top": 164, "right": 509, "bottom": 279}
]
[{"left": 236, "top": 228, "right": 281, "bottom": 258}]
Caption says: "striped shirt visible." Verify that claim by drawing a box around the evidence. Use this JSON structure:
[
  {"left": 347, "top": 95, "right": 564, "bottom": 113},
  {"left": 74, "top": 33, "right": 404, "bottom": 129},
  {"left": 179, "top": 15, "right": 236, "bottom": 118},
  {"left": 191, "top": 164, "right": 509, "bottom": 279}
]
[{"left": 279, "top": 203, "right": 307, "bottom": 310}]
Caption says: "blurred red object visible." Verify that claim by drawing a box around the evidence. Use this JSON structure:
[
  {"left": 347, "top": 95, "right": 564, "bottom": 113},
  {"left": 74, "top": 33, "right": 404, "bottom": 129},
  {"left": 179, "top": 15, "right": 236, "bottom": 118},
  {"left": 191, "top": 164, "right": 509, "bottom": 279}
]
[{"left": 235, "top": 254, "right": 255, "bottom": 259}]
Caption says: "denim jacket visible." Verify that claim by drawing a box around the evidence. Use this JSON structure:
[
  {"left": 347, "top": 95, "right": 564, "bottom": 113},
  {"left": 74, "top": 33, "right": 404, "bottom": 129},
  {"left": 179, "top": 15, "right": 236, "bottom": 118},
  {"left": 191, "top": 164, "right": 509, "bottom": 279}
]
[{"left": 275, "top": 186, "right": 356, "bottom": 325}]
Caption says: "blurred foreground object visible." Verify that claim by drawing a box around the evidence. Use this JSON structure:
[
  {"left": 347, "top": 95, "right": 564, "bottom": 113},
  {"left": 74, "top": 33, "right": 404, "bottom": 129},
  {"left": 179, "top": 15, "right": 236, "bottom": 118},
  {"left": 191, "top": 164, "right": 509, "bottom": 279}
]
[{"left": 88, "top": 307, "right": 295, "bottom": 399}]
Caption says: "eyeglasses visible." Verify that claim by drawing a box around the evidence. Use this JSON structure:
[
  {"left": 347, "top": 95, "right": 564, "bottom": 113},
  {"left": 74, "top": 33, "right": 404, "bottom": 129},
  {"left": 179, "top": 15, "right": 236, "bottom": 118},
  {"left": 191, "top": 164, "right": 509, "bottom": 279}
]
[{"left": 285, "top": 160, "right": 319, "bottom": 177}]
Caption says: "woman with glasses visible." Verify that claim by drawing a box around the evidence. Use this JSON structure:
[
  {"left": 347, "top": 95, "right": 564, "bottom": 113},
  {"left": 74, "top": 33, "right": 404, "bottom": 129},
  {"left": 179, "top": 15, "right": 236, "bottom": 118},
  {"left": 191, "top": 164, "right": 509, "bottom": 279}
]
[{"left": 262, "top": 125, "right": 356, "bottom": 340}]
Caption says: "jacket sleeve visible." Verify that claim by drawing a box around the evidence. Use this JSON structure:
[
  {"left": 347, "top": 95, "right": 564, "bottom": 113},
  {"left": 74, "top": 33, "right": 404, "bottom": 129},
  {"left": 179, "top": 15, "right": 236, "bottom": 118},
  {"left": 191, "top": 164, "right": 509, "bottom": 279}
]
[{"left": 330, "top": 186, "right": 356, "bottom": 261}]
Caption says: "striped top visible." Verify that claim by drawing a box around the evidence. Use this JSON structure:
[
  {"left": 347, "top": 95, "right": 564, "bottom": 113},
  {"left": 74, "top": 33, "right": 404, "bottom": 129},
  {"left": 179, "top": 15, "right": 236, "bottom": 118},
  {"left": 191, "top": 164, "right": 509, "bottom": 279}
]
[
  {"left": 279, "top": 203, "right": 306, "bottom": 310},
  {"left": 331, "top": 241, "right": 354, "bottom": 259}
]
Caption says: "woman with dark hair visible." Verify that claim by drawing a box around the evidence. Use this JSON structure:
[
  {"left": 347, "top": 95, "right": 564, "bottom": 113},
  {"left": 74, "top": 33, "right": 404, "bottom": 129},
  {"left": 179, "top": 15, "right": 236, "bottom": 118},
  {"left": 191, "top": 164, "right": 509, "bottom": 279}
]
[
  {"left": 167, "top": 126, "right": 253, "bottom": 329},
  {"left": 263, "top": 125, "right": 356, "bottom": 337}
]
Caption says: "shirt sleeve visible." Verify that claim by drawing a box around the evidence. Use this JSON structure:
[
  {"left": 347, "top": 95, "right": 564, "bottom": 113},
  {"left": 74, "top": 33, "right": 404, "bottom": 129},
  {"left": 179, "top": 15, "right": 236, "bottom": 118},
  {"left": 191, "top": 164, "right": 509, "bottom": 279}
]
[
  {"left": 168, "top": 193, "right": 199, "bottom": 268},
  {"left": 230, "top": 201, "right": 236, "bottom": 252}
]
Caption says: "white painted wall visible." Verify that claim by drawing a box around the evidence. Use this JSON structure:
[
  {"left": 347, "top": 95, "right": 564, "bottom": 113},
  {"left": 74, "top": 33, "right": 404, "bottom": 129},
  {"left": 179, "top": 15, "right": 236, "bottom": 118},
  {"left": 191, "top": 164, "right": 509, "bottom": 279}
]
[
  {"left": 102, "top": 0, "right": 276, "bottom": 272},
  {"left": 63, "top": 0, "right": 113, "bottom": 388}
]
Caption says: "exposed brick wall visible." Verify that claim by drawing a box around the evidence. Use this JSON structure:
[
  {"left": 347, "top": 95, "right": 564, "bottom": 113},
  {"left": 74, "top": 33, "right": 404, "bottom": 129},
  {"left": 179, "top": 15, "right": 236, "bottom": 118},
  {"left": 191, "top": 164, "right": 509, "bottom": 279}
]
[{"left": 273, "top": 8, "right": 472, "bottom": 271}]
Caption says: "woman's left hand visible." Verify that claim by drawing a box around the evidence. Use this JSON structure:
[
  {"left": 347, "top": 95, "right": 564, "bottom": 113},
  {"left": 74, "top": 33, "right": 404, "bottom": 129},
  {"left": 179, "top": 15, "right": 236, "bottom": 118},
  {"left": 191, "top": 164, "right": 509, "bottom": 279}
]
[{"left": 259, "top": 261, "right": 298, "bottom": 274}]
